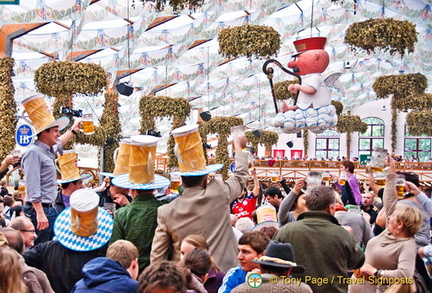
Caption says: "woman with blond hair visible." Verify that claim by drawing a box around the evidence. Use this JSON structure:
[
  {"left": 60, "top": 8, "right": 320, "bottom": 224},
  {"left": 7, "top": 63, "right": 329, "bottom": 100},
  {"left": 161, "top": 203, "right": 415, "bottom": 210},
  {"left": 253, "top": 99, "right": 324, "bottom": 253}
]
[
  {"left": 0, "top": 245, "right": 26, "bottom": 293},
  {"left": 180, "top": 235, "right": 225, "bottom": 293},
  {"left": 350, "top": 155, "right": 423, "bottom": 293}
]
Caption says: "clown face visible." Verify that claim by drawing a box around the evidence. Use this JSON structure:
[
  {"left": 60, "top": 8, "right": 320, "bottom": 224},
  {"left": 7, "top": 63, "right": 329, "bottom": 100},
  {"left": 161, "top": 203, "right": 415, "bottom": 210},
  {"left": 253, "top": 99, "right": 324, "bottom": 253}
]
[{"left": 288, "top": 49, "right": 330, "bottom": 76}]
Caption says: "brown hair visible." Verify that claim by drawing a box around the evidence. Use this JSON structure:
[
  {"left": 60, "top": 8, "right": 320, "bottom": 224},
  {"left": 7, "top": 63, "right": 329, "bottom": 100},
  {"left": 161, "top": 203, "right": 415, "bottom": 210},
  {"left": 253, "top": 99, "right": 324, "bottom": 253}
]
[
  {"left": 107, "top": 240, "right": 139, "bottom": 269},
  {"left": 341, "top": 161, "right": 355, "bottom": 173},
  {"left": 182, "top": 234, "right": 220, "bottom": 272},
  {"left": 238, "top": 231, "right": 270, "bottom": 254},
  {"left": 138, "top": 261, "right": 186, "bottom": 293},
  {"left": 180, "top": 248, "right": 211, "bottom": 278},
  {"left": 0, "top": 246, "right": 26, "bottom": 293}
]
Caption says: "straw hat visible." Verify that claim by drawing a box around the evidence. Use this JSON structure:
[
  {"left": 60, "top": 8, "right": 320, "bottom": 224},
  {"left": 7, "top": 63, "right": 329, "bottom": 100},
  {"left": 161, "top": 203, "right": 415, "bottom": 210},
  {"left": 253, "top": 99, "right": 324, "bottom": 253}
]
[
  {"left": 22, "top": 94, "right": 69, "bottom": 135},
  {"left": 112, "top": 135, "right": 171, "bottom": 190},
  {"left": 171, "top": 124, "right": 223, "bottom": 176},
  {"left": 54, "top": 189, "right": 113, "bottom": 251},
  {"left": 57, "top": 150, "right": 91, "bottom": 184}
]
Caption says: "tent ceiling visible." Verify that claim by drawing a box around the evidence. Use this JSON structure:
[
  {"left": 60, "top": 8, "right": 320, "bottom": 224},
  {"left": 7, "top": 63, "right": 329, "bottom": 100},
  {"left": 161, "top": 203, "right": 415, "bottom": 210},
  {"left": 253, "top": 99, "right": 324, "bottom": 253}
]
[{"left": 1, "top": 0, "right": 431, "bottom": 139}]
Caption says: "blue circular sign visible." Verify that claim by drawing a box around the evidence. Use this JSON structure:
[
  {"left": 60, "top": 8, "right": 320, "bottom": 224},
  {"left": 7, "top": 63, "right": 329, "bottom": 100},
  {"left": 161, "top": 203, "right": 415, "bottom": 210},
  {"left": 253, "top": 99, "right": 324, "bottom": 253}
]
[{"left": 15, "top": 124, "right": 34, "bottom": 147}]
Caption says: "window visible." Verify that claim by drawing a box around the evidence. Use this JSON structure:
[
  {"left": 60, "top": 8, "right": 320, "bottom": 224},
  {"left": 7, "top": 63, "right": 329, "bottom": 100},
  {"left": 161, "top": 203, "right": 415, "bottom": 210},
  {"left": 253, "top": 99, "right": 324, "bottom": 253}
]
[
  {"left": 404, "top": 126, "right": 431, "bottom": 162},
  {"left": 358, "top": 117, "right": 384, "bottom": 157},
  {"left": 316, "top": 130, "right": 340, "bottom": 160}
]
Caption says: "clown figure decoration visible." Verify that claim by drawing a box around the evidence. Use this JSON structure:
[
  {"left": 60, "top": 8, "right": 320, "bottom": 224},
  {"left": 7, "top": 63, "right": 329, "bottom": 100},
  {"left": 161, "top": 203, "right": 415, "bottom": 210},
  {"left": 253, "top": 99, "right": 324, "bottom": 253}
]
[{"left": 272, "top": 37, "right": 338, "bottom": 134}]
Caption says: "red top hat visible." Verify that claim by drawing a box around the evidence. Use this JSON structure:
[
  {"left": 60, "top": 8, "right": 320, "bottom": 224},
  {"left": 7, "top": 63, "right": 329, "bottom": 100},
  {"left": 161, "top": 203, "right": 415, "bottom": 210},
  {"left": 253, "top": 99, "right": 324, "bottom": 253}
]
[{"left": 293, "top": 37, "right": 327, "bottom": 54}]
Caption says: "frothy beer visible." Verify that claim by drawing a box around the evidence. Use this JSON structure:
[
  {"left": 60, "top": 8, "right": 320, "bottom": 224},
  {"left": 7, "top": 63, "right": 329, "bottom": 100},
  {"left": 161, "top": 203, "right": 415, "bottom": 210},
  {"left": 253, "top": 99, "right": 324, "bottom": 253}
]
[
  {"left": 172, "top": 124, "right": 206, "bottom": 172},
  {"left": 129, "top": 135, "right": 158, "bottom": 184},
  {"left": 82, "top": 113, "right": 95, "bottom": 135},
  {"left": 70, "top": 189, "right": 99, "bottom": 237},
  {"left": 374, "top": 179, "right": 386, "bottom": 187},
  {"left": 370, "top": 166, "right": 383, "bottom": 173},
  {"left": 338, "top": 178, "right": 346, "bottom": 185},
  {"left": 396, "top": 185, "right": 405, "bottom": 199}
]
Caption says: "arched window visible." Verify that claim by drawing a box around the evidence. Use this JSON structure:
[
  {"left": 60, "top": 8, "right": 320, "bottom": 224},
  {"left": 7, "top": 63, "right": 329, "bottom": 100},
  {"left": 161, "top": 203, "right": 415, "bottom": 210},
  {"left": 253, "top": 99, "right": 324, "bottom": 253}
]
[
  {"left": 358, "top": 117, "right": 384, "bottom": 156},
  {"left": 404, "top": 126, "right": 431, "bottom": 162},
  {"left": 315, "top": 130, "right": 340, "bottom": 160}
]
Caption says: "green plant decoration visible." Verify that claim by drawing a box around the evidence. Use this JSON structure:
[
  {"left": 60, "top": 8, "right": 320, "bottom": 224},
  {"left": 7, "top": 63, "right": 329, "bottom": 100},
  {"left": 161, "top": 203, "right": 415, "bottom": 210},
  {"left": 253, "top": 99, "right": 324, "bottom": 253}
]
[
  {"left": 136, "top": 0, "right": 204, "bottom": 12},
  {"left": 139, "top": 95, "right": 191, "bottom": 169},
  {"left": 391, "top": 93, "right": 432, "bottom": 111},
  {"left": 373, "top": 73, "right": 431, "bottom": 151},
  {"left": 373, "top": 73, "right": 427, "bottom": 100},
  {"left": 197, "top": 121, "right": 209, "bottom": 162},
  {"left": 245, "top": 131, "right": 260, "bottom": 151},
  {"left": 34, "top": 61, "right": 120, "bottom": 173},
  {"left": 331, "top": 100, "right": 344, "bottom": 115},
  {"left": 336, "top": 114, "right": 367, "bottom": 159},
  {"left": 274, "top": 80, "right": 297, "bottom": 100},
  {"left": 406, "top": 110, "right": 432, "bottom": 136},
  {"left": 204, "top": 117, "right": 243, "bottom": 180},
  {"left": 391, "top": 108, "right": 397, "bottom": 152},
  {"left": 0, "top": 57, "right": 18, "bottom": 159},
  {"left": 303, "top": 130, "right": 308, "bottom": 157},
  {"left": 218, "top": 24, "right": 281, "bottom": 59},
  {"left": 98, "top": 91, "right": 122, "bottom": 172},
  {"left": 245, "top": 130, "right": 278, "bottom": 154},
  {"left": 34, "top": 61, "right": 107, "bottom": 97},
  {"left": 344, "top": 18, "right": 417, "bottom": 57},
  {"left": 260, "top": 130, "right": 279, "bottom": 153}
]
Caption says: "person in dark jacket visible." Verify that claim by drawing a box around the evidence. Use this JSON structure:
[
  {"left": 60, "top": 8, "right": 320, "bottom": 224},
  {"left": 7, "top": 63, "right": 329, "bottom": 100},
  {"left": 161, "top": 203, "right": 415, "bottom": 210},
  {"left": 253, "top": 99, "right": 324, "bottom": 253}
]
[
  {"left": 72, "top": 239, "right": 139, "bottom": 292},
  {"left": 23, "top": 189, "right": 113, "bottom": 293}
]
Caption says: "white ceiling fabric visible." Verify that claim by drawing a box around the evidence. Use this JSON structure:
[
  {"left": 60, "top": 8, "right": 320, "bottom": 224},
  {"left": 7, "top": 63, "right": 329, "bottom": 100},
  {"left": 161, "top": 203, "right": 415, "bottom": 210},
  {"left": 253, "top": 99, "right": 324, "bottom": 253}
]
[{"left": 1, "top": 0, "right": 431, "bottom": 140}]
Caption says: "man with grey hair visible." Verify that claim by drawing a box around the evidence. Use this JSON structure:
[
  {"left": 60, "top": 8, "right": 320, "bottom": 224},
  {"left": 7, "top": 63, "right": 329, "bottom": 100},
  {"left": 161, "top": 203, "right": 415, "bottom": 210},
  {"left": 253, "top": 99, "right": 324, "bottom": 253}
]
[
  {"left": 9, "top": 216, "right": 37, "bottom": 251},
  {"left": 273, "top": 186, "right": 364, "bottom": 293}
]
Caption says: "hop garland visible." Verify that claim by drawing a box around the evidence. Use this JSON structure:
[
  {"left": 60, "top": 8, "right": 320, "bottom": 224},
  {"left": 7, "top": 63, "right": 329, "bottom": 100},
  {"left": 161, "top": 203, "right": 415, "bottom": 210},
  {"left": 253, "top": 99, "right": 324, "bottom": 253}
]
[
  {"left": 336, "top": 114, "right": 368, "bottom": 134},
  {"left": 245, "top": 130, "right": 278, "bottom": 154},
  {"left": 0, "top": 57, "right": 17, "bottom": 159},
  {"left": 97, "top": 91, "right": 122, "bottom": 172},
  {"left": 218, "top": 24, "right": 281, "bottom": 59},
  {"left": 203, "top": 116, "right": 243, "bottom": 180},
  {"left": 135, "top": 0, "right": 204, "bottom": 12},
  {"left": 344, "top": 18, "right": 417, "bottom": 57},
  {"left": 373, "top": 73, "right": 430, "bottom": 149},
  {"left": 139, "top": 95, "right": 191, "bottom": 169},
  {"left": 35, "top": 61, "right": 107, "bottom": 97},
  {"left": 274, "top": 80, "right": 297, "bottom": 100},
  {"left": 331, "top": 100, "right": 344, "bottom": 115},
  {"left": 373, "top": 73, "right": 427, "bottom": 99},
  {"left": 406, "top": 110, "right": 432, "bottom": 136}
]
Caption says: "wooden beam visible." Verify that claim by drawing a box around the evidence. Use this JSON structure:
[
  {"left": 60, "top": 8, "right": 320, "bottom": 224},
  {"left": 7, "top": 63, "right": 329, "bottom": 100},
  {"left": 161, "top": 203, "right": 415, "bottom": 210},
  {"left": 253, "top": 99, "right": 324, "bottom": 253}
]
[{"left": 0, "top": 23, "right": 47, "bottom": 57}]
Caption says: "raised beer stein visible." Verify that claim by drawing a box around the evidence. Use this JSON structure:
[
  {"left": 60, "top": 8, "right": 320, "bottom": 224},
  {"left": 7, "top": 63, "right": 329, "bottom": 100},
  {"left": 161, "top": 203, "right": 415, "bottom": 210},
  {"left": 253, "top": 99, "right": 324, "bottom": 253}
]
[
  {"left": 339, "top": 171, "right": 347, "bottom": 185},
  {"left": 374, "top": 172, "right": 386, "bottom": 188},
  {"left": 82, "top": 113, "right": 95, "bottom": 135},
  {"left": 369, "top": 148, "right": 388, "bottom": 173},
  {"left": 396, "top": 174, "right": 406, "bottom": 199}
]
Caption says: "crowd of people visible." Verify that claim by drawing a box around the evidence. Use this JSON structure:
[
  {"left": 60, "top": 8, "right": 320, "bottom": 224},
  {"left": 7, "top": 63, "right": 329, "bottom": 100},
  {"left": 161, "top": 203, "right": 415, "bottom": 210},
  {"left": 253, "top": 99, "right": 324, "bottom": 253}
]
[{"left": 0, "top": 95, "right": 432, "bottom": 293}]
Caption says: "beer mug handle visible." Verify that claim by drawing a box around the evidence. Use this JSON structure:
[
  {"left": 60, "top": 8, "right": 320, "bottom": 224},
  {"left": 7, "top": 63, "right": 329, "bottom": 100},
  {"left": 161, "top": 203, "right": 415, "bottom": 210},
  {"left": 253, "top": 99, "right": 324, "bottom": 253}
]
[
  {"left": 21, "top": 110, "right": 32, "bottom": 124},
  {"left": 55, "top": 158, "right": 62, "bottom": 176},
  {"left": 174, "top": 143, "right": 183, "bottom": 164},
  {"left": 113, "top": 147, "right": 119, "bottom": 163}
]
